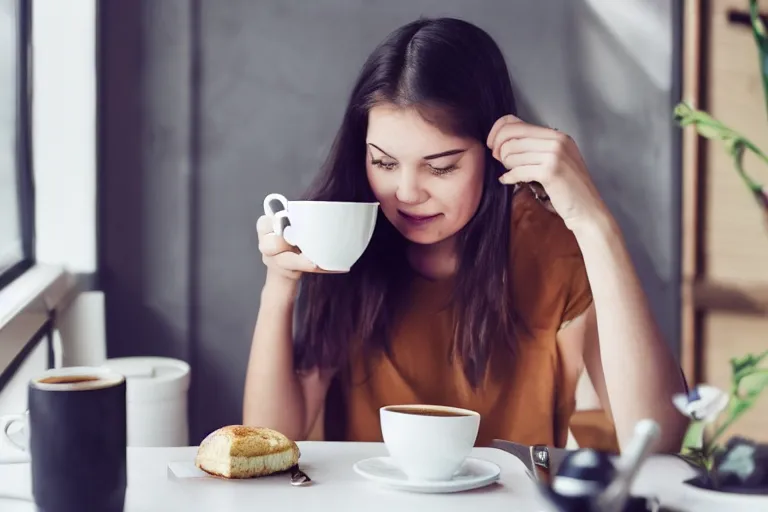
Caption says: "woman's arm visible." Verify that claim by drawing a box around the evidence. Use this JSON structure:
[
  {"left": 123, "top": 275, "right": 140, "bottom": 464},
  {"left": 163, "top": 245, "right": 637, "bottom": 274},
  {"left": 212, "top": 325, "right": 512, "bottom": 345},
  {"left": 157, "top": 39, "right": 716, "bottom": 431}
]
[
  {"left": 244, "top": 215, "right": 336, "bottom": 440},
  {"left": 559, "top": 218, "right": 688, "bottom": 453},
  {"left": 243, "top": 276, "right": 334, "bottom": 441},
  {"left": 487, "top": 114, "right": 687, "bottom": 453}
]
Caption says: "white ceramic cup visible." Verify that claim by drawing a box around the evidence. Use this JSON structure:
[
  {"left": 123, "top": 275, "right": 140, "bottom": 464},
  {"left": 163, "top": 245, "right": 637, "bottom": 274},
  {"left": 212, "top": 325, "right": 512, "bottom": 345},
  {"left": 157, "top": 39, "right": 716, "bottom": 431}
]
[
  {"left": 263, "top": 193, "right": 379, "bottom": 272},
  {"left": 380, "top": 404, "right": 481, "bottom": 481}
]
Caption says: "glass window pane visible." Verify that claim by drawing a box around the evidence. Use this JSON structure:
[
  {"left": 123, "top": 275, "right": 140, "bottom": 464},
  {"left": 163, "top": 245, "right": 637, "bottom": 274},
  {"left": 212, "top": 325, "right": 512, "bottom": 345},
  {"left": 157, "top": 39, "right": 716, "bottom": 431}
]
[{"left": 0, "top": 0, "right": 27, "bottom": 279}]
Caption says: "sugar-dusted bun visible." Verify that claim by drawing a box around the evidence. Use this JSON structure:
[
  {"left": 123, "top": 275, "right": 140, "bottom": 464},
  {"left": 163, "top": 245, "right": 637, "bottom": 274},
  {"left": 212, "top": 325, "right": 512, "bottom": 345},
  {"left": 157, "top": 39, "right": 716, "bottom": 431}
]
[{"left": 195, "top": 425, "right": 300, "bottom": 479}]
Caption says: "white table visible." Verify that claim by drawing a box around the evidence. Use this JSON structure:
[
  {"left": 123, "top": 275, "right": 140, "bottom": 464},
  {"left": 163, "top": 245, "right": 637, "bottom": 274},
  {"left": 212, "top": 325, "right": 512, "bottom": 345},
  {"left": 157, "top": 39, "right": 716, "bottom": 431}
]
[{"left": 0, "top": 441, "right": 761, "bottom": 511}]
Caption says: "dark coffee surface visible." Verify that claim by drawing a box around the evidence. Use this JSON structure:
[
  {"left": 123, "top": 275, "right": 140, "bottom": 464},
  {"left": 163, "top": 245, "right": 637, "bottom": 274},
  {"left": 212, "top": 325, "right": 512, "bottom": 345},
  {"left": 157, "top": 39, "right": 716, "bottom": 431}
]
[
  {"left": 38, "top": 375, "right": 101, "bottom": 385},
  {"left": 388, "top": 407, "right": 471, "bottom": 417}
]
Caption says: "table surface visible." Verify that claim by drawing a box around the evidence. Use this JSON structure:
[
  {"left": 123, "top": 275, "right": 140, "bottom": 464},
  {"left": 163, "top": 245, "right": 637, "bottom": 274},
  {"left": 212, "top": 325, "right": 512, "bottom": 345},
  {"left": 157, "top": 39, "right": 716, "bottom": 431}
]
[{"left": 0, "top": 441, "right": 765, "bottom": 512}]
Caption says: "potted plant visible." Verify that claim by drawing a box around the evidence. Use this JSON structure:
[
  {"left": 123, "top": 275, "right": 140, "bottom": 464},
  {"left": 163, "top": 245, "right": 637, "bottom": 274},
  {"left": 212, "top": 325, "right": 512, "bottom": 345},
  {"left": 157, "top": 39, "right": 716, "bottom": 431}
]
[
  {"left": 672, "top": 351, "right": 768, "bottom": 495},
  {"left": 672, "top": 0, "right": 768, "bottom": 500}
]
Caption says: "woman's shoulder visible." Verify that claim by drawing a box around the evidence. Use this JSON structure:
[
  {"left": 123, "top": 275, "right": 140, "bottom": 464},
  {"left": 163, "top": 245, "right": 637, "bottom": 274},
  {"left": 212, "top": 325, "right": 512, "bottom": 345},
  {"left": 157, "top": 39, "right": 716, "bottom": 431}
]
[
  {"left": 509, "top": 186, "right": 582, "bottom": 261},
  {"left": 507, "top": 187, "right": 593, "bottom": 329}
]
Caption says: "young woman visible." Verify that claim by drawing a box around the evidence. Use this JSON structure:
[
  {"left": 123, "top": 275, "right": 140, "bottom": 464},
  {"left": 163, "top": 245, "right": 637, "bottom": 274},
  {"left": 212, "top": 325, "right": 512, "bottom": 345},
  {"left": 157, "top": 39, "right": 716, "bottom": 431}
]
[{"left": 243, "top": 17, "right": 687, "bottom": 453}]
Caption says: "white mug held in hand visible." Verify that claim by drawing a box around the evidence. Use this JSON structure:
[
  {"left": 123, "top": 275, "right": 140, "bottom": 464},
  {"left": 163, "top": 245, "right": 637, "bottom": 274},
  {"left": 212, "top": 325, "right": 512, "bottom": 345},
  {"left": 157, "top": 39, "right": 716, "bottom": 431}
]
[
  {"left": 263, "top": 193, "right": 379, "bottom": 272},
  {"left": 0, "top": 411, "right": 30, "bottom": 464}
]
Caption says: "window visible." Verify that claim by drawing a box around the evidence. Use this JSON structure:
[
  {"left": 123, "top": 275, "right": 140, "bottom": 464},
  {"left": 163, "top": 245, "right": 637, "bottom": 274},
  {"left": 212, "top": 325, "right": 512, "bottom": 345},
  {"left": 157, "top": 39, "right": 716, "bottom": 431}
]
[{"left": 0, "top": 0, "right": 33, "bottom": 290}]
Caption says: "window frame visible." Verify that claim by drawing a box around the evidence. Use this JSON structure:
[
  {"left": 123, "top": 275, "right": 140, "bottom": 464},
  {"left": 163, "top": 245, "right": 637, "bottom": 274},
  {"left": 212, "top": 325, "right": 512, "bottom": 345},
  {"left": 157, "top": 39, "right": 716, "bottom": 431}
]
[{"left": 0, "top": 0, "right": 34, "bottom": 292}]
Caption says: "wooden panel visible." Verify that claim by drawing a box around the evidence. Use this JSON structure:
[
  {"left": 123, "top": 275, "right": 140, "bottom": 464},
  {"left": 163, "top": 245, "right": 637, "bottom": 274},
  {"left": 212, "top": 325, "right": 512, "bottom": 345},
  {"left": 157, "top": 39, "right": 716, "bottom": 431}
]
[
  {"left": 694, "top": 0, "right": 768, "bottom": 444},
  {"left": 702, "top": 312, "right": 768, "bottom": 442},
  {"left": 680, "top": 0, "right": 703, "bottom": 382},
  {"left": 694, "top": 280, "right": 768, "bottom": 315},
  {"left": 704, "top": 0, "right": 768, "bottom": 282}
]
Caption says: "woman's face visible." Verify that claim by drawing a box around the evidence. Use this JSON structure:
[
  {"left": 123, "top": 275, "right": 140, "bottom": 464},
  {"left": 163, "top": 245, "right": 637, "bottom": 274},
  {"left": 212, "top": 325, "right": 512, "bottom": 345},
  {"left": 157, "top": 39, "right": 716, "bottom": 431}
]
[{"left": 365, "top": 104, "right": 486, "bottom": 246}]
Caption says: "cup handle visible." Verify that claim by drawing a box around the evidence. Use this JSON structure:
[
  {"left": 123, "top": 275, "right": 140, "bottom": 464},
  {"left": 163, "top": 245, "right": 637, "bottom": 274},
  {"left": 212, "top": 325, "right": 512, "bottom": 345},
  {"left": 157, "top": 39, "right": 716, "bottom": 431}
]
[
  {"left": 272, "top": 210, "right": 295, "bottom": 247},
  {"left": 0, "top": 414, "right": 29, "bottom": 464},
  {"left": 263, "top": 193, "right": 288, "bottom": 217}
]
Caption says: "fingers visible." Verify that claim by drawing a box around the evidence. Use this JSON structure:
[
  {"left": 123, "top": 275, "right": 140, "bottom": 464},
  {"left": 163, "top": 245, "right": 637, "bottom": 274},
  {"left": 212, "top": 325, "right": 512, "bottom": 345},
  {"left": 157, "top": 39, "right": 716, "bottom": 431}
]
[
  {"left": 488, "top": 120, "right": 566, "bottom": 161},
  {"left": 256, "top": 215, "right": 274, "bottom": 239},
  {"left": 490, "top": 124, "right": 564, "bottom": 161},
  {"left": 272, "top": 252, "right": 319, "bottom": 273},
  {"left": 487, "top": 114, "right": 557, "bottom": 148},
  {"left": 498, "top": 164, "right": 543, "bottom": 185},
  {"left": 258, "top": 214, "right": 296, "bottom": 256},
  {"left": 259, "top": 232, "right": 296, "bottom": 257},
  {"left": 271, "top": 252, "right": 348, "bottom": 274},
  {"left": 486, "top": 114, "right": 522, "bottom": 147},
  {"left": 499, "top": 150, "right": 554, "bottom": 172},
  {"left": 498, "top": 137, "right": 560, "bottom": 157}
]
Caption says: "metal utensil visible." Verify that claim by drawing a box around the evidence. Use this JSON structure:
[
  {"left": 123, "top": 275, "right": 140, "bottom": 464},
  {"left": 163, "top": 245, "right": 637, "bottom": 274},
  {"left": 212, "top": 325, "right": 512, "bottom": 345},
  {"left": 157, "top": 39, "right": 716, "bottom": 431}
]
[
  {"left": 490, "top": 439, "right": 571, "bottom": 482},
  {"left": 594, "top": 419, "right": 660, "bottom": 512},
  {"left": 289, "top": 465, "right": 312, "bottom": 486}
]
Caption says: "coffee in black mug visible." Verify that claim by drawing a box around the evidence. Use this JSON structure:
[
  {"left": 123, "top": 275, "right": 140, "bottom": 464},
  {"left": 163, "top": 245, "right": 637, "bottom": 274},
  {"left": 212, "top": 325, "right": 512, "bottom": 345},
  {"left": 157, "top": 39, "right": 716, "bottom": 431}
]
[{"left": 2, "top": 366, "right": 128, "bottom": 512}]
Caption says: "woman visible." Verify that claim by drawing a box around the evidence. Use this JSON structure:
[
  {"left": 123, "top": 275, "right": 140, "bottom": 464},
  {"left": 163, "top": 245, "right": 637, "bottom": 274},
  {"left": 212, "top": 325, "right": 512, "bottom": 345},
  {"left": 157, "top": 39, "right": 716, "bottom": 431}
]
[{"left": 243, "top": 17, "right": 687, "bottom": 452}]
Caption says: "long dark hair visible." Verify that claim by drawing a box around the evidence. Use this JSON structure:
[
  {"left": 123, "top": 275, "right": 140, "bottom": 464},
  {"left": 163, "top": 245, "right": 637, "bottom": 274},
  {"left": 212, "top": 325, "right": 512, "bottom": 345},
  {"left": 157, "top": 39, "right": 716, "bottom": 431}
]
[{"left": 294, "top": 17, "right": 519, "bottom": 387}]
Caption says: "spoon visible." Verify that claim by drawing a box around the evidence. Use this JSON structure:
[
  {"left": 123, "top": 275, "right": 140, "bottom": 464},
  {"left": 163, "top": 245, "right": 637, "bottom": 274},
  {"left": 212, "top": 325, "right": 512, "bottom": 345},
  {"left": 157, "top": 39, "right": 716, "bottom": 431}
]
[
  {"left": 594, "top": 419, "right": 660, "bottom": 512},
  {"left": 289, "top": 465, "right": 312, "bottom": 486}
]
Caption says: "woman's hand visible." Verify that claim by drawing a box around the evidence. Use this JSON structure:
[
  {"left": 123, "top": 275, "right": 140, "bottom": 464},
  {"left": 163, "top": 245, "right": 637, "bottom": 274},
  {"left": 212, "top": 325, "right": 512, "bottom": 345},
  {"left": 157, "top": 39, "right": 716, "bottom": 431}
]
[
  {"left": 257, "top": 215, "right": 336, "bottom": 283},
  {"left": 487, "top": 115, "right": 612, "bottom": 233}
]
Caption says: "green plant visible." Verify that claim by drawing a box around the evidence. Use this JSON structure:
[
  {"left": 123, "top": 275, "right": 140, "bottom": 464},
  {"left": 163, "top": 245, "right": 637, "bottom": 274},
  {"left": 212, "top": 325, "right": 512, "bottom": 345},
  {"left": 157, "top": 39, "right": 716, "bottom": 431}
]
[
  {"left": 673, "top": 351, "right": 768, "bottom": 490},
  {"left": 672, "top": 2, "right": 768, "bottom": 491},
  {"left": 675, "top": 352, "right": 768, "bottom": 455},
  {"left": 674, "top": 0, "right": 768, "bottom": 227}
]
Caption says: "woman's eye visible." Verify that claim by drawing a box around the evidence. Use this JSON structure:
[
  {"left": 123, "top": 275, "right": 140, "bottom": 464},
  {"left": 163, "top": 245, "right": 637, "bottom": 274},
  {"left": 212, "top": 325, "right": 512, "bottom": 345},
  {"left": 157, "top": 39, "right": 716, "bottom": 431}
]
[
  {"left": 371, "top": 159, "right": 397, "bottom": 171},
  {"left": 428, "top": 164, "right": 458, "bottom": 176}
]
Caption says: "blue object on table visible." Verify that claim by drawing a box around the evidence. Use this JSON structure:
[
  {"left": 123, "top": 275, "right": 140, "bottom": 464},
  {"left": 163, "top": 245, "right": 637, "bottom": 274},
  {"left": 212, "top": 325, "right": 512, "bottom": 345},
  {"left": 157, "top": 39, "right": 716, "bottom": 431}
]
[{"left": 541, "top": 449, "right": 659, "bottom": 511}]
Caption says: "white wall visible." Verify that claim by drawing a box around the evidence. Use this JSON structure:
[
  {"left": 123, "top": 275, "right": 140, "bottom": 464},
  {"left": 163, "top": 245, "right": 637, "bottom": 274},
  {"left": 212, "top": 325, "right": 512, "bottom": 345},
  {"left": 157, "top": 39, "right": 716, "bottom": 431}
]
[
  {"left": 31, "top": 0, "right": 105, "bottom": 367},
  {"left": 32, "top": 0, "right": 97, "bottom": 273},
  {"left": 0, "top": 338, "right": 47, "bottom": 416}
]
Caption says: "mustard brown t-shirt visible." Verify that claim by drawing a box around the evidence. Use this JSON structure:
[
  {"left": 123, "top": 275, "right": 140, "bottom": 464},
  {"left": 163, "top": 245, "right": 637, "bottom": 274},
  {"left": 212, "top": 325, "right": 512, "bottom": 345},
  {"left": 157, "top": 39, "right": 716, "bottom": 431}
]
[{"left": 321, "top": 188, "right": 594, "bottom": 448}]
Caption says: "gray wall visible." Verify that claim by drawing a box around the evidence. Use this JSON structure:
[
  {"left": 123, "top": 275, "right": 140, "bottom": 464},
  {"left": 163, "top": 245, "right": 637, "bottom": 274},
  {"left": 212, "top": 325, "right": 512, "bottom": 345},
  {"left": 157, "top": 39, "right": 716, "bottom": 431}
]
[{"left": 99, "top": 0, "right": 682, "bottom": 443}]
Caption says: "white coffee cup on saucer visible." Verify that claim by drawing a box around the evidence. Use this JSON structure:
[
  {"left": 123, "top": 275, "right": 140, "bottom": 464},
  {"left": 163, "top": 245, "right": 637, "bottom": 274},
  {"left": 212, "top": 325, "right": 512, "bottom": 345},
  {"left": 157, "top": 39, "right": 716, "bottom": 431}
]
[
  {"left": 380, "top": 404, "right": 481, "bottom": 481},
  {"left": 263, "top": 193, "right": 379, "bottom": 272}
]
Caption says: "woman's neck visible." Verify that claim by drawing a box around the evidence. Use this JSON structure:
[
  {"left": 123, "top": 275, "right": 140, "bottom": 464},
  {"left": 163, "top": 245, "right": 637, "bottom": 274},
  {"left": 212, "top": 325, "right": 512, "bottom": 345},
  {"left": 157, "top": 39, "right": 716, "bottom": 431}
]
[{"left": 406, "top": 237, "right": 457, "bottom": 281}]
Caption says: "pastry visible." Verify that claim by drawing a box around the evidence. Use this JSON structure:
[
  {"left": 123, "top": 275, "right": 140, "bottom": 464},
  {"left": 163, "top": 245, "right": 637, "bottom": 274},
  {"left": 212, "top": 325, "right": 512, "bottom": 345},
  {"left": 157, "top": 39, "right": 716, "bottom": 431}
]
[{"left": 195, "top": 425, "right": 300, "bottom": 479}]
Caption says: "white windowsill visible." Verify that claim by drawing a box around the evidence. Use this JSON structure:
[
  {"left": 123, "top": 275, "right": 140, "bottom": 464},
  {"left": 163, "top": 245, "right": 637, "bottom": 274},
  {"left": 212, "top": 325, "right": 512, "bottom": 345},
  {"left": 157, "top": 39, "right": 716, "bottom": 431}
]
[
  {"left": 0, "top": 264, "right": 77, "bottom": 376},
  {"left": 0, "top": 0, "right": 98, "bottom": 381}
]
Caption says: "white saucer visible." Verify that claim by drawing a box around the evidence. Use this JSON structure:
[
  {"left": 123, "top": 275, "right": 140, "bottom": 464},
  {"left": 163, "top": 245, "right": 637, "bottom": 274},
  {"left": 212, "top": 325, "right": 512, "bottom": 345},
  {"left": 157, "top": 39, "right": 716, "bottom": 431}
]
[{"left": 353, "top": 456, "right": 501, "bottom": 493}]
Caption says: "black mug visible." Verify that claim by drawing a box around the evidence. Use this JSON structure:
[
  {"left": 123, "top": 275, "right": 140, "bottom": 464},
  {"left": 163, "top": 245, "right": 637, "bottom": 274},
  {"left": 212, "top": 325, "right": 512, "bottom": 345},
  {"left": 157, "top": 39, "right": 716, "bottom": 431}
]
[{"left": 3, "top": 366, "right": 128, "bottom": 512}]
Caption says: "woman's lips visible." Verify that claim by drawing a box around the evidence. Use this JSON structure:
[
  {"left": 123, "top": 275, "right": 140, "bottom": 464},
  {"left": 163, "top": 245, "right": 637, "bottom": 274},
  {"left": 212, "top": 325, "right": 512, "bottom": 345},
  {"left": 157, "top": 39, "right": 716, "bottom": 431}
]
[{"left": 397, "top": 210, "right": 441, "bottom": 226}]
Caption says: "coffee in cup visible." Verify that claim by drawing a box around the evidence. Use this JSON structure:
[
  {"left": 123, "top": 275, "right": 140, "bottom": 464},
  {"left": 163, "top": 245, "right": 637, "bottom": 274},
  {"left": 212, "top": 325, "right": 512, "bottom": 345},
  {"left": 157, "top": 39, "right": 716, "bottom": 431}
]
[
  {"left": 263, "top": 193, "right": 378, "bottom": 272},
  {"left": 37, "top": 375, "right": 102, "bottom": 385},
  {"left": 380, "top": 404, "right": 481, "bottom": 481}
]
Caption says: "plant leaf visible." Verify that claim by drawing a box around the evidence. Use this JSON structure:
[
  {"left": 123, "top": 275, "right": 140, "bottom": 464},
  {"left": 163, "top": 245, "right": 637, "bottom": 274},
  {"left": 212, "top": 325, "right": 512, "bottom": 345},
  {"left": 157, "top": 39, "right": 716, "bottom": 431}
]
[
  {"left": 682, "top": 420, "right": 706, "bottom": 451},
  {"left": 731, "top": 353, "right": 762, "bottom": 376},
  {"left": 729, "top": 397, "right": 753, "bottom": 419},
  {"left": 740, "top": 370, "right": 768, "bottom": 399}
]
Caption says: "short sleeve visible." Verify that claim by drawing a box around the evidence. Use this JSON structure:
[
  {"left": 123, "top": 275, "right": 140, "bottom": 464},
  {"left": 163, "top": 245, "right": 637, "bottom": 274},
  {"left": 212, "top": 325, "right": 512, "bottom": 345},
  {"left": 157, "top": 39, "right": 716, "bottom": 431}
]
[
  {"left": 559, "top": 253, "right": 593, "bottom": 330},
  {"left": 508, "top": 188, "right": 595, "bottom": 333}
]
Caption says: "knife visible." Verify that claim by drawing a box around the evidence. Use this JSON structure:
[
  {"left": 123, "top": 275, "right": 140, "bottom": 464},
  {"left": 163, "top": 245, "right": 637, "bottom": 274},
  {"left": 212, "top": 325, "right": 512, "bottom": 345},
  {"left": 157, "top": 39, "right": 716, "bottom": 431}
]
[{"left": 490, "top": 439, "right": 571, "bottom": 483}]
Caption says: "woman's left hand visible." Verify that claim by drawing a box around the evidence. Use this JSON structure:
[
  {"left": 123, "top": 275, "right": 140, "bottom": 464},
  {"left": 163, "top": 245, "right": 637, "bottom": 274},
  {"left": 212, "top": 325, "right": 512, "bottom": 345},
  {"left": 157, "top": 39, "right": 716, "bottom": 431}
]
[{"left": 487, "top": 114, "right": 612, "bottom": 233}]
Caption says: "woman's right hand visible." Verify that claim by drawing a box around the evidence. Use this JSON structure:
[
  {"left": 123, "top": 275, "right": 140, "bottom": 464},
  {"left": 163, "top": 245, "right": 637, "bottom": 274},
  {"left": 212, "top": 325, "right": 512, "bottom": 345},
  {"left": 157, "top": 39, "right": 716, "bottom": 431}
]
[{"left": 256, "top": 215, "right": 330, "bottom": 282}]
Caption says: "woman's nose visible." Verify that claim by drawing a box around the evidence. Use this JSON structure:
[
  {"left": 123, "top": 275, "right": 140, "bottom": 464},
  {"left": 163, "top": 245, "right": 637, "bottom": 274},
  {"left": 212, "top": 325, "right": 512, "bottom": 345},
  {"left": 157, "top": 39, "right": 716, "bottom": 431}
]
[{"left": 395, "top": 172, "right": 426, "bottom": 205}]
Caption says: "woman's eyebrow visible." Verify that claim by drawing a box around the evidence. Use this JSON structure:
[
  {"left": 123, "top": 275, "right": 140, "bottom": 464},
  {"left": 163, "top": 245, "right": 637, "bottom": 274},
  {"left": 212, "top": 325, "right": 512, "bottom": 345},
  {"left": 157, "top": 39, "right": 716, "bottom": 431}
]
[
  {"left": 367, "top": 143, "right": 467, "bottom": 160},
  {"left": 423, "top": 148, "right": 467, "bottom": 160},
  {"left": 367, "top": 143, "right": 394, "bottom": 158}
]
